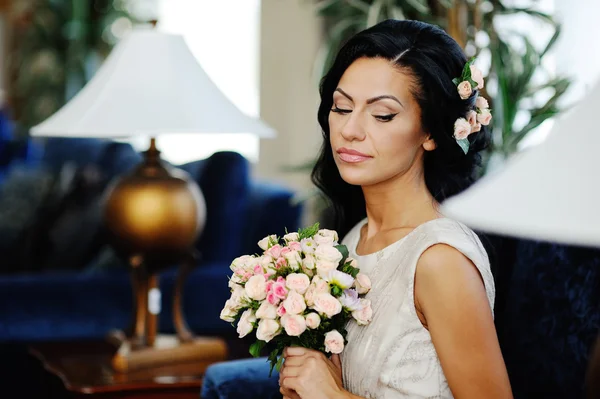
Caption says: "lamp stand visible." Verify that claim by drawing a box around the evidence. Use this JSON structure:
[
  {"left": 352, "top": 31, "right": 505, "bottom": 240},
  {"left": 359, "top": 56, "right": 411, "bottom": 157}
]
[{"left": 103, "top": 138, "right": 227, "bottom": 372}]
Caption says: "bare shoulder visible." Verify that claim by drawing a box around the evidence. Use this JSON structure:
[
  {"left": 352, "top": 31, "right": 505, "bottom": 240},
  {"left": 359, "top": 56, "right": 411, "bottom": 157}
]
[{"left": 416, "top": 244, "right": 486, "bottom": 294}]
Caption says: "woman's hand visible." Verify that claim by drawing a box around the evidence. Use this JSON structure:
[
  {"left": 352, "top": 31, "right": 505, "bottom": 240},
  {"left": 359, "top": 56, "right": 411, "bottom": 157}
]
[{"left": 279, "top": 347, "right": 345, "bottom": 399}]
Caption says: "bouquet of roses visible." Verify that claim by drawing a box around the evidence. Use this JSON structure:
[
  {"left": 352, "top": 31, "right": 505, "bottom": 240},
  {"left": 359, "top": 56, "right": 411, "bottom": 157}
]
[{"left": 220, "top": 223, "right": 373, "bottom": 374}]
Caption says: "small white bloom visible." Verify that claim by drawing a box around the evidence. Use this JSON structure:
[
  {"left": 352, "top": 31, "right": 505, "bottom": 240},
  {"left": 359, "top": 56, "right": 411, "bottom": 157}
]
[
  {"left": 219, "top": 299, "right": 238, "bottom": 322},
  {"left": 256, "top": 301, "right": 278, "bottom": 319},
  {"left": 300, "top": 238, "right": 317, "bottom": 254},
  {"left": 256, "top": 319, "right": 281, "bottom": 342},
  {"left": 314, "top": 229, "right": 339, "bottom": 246},
  {"left": 315, "top": 245, "right": 343, "bottom": 264},
  {"left": 324, "top": 270, "right": 355, "bottom": 290}
]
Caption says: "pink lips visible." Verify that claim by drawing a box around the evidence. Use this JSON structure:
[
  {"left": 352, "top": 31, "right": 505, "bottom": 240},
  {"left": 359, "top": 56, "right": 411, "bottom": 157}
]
[{"left": 336, "top": 147, "right": 372, "bottom": 163}]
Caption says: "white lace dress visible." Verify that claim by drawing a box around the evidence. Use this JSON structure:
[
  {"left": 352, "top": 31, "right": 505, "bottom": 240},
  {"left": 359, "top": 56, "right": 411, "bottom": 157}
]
[{"left": 340, "top": 218, "right": 495, "bottom": 398}]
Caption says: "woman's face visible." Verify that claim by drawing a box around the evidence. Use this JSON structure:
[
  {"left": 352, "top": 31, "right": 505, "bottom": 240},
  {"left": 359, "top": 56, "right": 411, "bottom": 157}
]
[{"left": 329, "top": 57, "right": 434, "bottom": 187}]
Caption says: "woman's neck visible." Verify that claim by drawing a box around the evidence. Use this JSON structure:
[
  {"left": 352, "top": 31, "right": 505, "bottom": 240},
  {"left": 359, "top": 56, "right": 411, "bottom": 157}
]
[{"left": 361, "top": 169, "right": 440, "bottom": 238}]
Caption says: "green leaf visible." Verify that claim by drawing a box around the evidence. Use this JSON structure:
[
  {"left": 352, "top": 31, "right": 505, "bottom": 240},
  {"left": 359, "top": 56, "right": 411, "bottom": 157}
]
[
  {"left": 456, "top": 138, "right": 470, "bottom": 155},
  {"left": 249, "top": 340, "right": 266, "bottom": 358},
  {"left": 366, "top": 0, "right": 385, "bottom": 28},
  {"left": 335, "top": 244, "right": 349, "bottom": 264},
  {"left": 298, "top": 222, "right": 320, "bottom": 240},
  {"left": 331, "top": 285, "right": 343, "bottom": 297}
]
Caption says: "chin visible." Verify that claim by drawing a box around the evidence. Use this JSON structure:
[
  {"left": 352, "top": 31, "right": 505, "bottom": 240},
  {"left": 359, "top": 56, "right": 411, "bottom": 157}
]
[{"left": 338, "top": 166, "right": 380, "bottom": 187}]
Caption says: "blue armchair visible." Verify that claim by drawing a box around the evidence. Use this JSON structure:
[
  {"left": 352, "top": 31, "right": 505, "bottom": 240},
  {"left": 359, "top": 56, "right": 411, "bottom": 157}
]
[{"left": 0, "top": 137, "right": 303, "bottom": 342}]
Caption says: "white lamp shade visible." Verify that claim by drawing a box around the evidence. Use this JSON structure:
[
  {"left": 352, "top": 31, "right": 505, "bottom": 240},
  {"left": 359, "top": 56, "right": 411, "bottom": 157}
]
[
  {"left": 442, "top": 80, "right": 599, "bottom": 248},
  {"left": 30, "top": 29, "right": 275, "bottom": 139}
]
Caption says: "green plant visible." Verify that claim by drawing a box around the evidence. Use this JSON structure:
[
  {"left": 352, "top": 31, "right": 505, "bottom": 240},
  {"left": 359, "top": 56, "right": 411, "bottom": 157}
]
[
  {"left": 7, "top": 0, "right": 139, "bottom": 137},
  {"left": 309, "top": 0, "right": 570, "bottom": 167}
]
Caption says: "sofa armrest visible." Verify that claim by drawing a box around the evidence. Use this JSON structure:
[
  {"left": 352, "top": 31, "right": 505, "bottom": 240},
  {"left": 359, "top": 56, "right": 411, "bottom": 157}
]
[{"left": 240, "top": 182, "right": 303, "bottom": 256}]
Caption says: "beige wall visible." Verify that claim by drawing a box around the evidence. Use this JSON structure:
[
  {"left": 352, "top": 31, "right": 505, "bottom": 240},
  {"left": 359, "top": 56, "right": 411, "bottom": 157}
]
[{"left": 256, "top": 0, "right": 323, "bottom": 197}]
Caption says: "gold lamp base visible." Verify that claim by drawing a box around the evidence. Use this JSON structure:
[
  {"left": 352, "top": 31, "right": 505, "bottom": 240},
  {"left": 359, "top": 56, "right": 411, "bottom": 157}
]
[{"left": 102, "top": 138, "right": 213, "bottom": 371}]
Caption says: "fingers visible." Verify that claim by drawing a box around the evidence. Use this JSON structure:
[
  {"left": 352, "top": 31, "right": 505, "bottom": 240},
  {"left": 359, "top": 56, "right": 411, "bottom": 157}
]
[
  {"left": 284, "top": 346, "right": 309, "bottom": 357},
  {"left": 331, "top": 353, "right": 342, "bottom": 370}
]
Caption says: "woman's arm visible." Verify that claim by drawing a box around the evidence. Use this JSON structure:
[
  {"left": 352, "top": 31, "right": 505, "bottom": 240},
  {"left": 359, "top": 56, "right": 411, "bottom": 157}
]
[{"left": 415, "top": 244, "right": 513, "bottom": 399}]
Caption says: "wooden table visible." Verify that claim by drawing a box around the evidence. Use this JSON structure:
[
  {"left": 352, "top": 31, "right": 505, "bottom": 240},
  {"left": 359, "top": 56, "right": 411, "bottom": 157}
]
[{"left": 29, "top": 338, "right": 226, "bottom": 399}]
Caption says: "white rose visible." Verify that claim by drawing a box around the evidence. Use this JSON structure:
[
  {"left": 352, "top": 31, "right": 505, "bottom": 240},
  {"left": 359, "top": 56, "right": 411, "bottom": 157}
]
[
  {"left": 258, "top": 235, "right": 277, "bottom": 251},
  {"left": 300, "top": 238, "right": 317, "bottom": 254},
  {"left": 352, "top": 299, "right": 373, "bottom": 325},
  {"left": 283, "top": 232, "right": 300, "bottom": 242},
  {"left": 346, "top": 257, "right": 358, "bottom": 268},
  {"left": 284, "top": 250, "right": 302, "bottom": 271},
  {"left": 236, "top": 309, "right": 256, "bottom": 338},
  {"left": 256, "top": 301, "right": 278, "bottom": 319},
  {"left": 305, "top": 313, "right": 321, "bottom": 329},
  {"left": 324, "top": 330, "right": 345, "bottom": 354},
  {"left": 315, "top": 245, "right": 343, "bottom": 264},
  {"left": 314, "top": 229, "right": 339, "bottom": 246},
  {"left": 316, "top": 260, "right": 338, "bottom": 277},
  {"left": 313, "top": 293, "right": 342, "bottom": 318},
  {"left": 286, "top": 273, "right": 311, "bottom": 295},
  {"left": 282, "top": 290, "right": 307, "bottom": 315},
  {"left": 282, "top": 314, "right": 307, "bottom": 337},
  {"left": 219, "top": 299, "right": 238, "bottom": 322},
  {"left": 230, "top": 254, "right": 255, "bottom": 272},
  {"left": 230, "top": 284, "right": 249, "bottom": 307},
  {"left": 302, "top": 254, "right": 316, "bottom": 270},
  {"left": 354, "top": 273, "right": 372, "bottom": 294},
  {"left": 256, "top": 319, "right": 281, "bottom": 342},
  {"left": 305, "top": 276, "right": 330, "bottom": 307},
  {"left": 245, "top": 275, "right": 267, "bottom": 301}
]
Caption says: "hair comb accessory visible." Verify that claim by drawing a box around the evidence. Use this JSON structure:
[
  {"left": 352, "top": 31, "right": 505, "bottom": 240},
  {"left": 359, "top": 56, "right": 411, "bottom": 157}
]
[{"left": 452, "top": 58, "right": 492, "bottom": 154}]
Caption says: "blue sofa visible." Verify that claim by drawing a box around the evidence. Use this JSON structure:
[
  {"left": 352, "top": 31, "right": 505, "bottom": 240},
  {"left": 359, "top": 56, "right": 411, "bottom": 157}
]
[{"left": 0, "top": 137, "right": 303, "bottom": 342}]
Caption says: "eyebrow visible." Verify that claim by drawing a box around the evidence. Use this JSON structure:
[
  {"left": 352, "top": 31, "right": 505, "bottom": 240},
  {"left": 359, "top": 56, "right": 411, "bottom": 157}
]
[{"left": 335, "top": 88, "right": 403, "bottom": 107}]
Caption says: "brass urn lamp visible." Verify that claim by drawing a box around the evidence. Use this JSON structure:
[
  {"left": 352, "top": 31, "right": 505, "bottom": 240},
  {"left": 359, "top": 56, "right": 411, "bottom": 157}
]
[{"left": 30, "top": 25, "right": 275, "bottom": 371}]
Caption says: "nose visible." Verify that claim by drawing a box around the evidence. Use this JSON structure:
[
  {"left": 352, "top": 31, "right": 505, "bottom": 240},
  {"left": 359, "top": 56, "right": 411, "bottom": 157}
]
[{"left": 339, "top": 112, "right": 366, "bottom": 142}]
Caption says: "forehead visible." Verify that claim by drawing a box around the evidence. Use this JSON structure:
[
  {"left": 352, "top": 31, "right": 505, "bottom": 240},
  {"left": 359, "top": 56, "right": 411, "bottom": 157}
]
[{"left": 336, "top": 57, "right": 414, "bottom": 100}]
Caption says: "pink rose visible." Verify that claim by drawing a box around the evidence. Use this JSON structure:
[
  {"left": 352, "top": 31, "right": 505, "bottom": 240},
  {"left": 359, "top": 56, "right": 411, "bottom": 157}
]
[
  {"left": 354, "top": 273, "right": 372, "bottom": 294},
  {"left": 466, "top": 110, "right": 477, "bottom": 128},
  {"left": 313, "top": 293, "right": 342, "bottom": 318},
  {"left": 253, "top": 265, "right": 263, "bottom": 275},
  {"left": 272, "top": 282, "right": 288, "bottom": 300},
  {"left": 277, "top": 303, "right": 286, "bottom": 317},
  {"left": 457, "top": 81, "right": 472, "bottom": 100},
  {"left": 267, "top": 292, "right": 279, "bottom": 305},
  {"left": 352, "top": 299, "right": 373, "bottom": 325},
  {"left": 475, "top": 96, "right": 489, "bottom": 109},
  {"left": 305, "top": 313, "right": 321, "bottom": 329},
  {"left": 282, "top": 290, "right": 307, "bottom": 315},
  {"left": 324, "top": 330, "right": 345, "bottom": 354},
  {"left": 453, "top": 117, "right": 472, "bottom": 140},
  {"left": 256, "top": 301, "right": 278, "bottom": 319},
  {"left": 282, "top": 314, "right": 307, "bottom": 337},
  {"left": 236, "top": 309, "right": 256, "bottom": 338},
  {"left": 477, "top": 109, "right": 492, "bottom": 126},
  {"left": 266, "top": 244, "right": 283, "bottom": 259},
  {"left": 275, "top": 257, "right": 287, "bottom": 269},
  {"left": 470, "top": 65, "right": 484, "bottom": 89},
  {"left": 256, "top": 319, "right": 280, "bottom": 342},
  {"left": 288, "top": 241, "right": 302, "bottom": 252},
  {"left": 286, "top": 273, "right": 311, "bottom": 294},
  {"left": 244, "top": 275, "right": 267, "bottom": 301},
  {"left": 471, "top": 123, "right": 482, "bottom": 133}
]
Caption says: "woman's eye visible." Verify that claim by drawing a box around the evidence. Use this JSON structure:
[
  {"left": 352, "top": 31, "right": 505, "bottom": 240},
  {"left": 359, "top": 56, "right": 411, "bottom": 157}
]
[
  {"left": 374, "top": 113, "right": 398, "bottom": 122},
  {"left": 331, "top": 106, "right": 351, "bottom": 114}
]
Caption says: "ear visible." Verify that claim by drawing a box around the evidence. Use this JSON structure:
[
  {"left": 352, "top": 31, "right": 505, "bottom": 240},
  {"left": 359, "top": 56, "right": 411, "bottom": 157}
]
[{"left": 422, "top": 135, "right": 437, "bottom": 152}]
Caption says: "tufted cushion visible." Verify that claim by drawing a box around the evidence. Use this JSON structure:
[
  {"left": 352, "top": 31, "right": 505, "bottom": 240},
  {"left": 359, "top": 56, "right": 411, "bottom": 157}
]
[{"left": 180, "top": 151, "right": 250, "bottom": 263}]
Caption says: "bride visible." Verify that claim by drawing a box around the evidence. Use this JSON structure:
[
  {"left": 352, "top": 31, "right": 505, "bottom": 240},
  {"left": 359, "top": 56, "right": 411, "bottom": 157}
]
[{"left": 278, "top": 19, "right": 513, "bottom": 399}]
